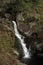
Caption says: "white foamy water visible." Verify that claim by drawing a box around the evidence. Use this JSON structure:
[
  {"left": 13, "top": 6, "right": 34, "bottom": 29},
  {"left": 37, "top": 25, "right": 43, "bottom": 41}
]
[{"left": 12, "top": 21, "right": 31, "bottom": 58}]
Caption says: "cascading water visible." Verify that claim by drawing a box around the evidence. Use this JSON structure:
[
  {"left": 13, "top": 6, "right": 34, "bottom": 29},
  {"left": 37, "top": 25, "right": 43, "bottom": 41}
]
[{"left": 12, "top": 21, "right": 31, "bottom": 59}]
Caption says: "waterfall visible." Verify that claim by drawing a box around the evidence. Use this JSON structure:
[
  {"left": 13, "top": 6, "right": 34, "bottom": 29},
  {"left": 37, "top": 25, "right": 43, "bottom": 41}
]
[{"left": 12, "top": 21, "right": 31, "bottom": 59}]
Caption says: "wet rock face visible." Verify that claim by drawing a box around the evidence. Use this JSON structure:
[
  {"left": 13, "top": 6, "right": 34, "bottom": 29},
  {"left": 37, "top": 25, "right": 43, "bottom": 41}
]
[
  {"left": 17, "top": 21, "right": 30, "bottom": 35},
  {"left": 36, "top": 43, "right": 43, "bottom": 52},
  {"left": 31, "top": 41, "right": 43, "bottom": 58}
]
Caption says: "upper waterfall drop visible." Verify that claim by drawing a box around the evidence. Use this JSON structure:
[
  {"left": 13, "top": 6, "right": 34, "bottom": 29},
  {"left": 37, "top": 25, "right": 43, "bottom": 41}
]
[{"left": 12, "top": 21, "right": 31, "bottom": 59}]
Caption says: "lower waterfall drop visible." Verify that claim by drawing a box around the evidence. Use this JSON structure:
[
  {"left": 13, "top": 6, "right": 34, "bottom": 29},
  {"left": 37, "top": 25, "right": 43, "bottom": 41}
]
[{"left": 12, "top": 21, "right": 31, "bottom": 59}]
